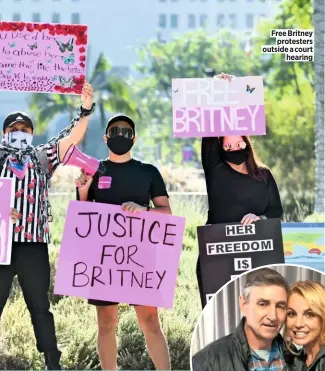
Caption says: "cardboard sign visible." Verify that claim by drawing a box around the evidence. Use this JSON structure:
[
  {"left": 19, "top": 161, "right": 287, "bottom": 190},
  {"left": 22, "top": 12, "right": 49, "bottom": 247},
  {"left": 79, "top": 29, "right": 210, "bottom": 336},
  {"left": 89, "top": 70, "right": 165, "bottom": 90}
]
[
  {"left": 172, "top": 76, "right": 266, "bottom": 137},
  {"left": 197, "top": 219, "right": 284, "bottom": 307},
  {"left": 0, "top": 21, "right": 88, "bottom": 94},
  {"left": 54, "top": 201, "right": 186, "bottom": 308},
  {"left": 282, "top": 222, "right": 324, "bottom": 272},
  {"left": 0, "top": 177, "right": 15, "bottom": 265}
]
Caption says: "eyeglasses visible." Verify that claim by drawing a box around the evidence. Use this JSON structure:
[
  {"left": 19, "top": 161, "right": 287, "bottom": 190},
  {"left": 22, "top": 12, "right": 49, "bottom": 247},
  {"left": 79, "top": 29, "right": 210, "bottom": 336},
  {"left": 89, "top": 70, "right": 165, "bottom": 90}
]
[
  {"left": 223, "top": 141, "right": 247, "bottom": 151},
  {"left": 108, "top": 127, "right": 134, "bottom": 139}
]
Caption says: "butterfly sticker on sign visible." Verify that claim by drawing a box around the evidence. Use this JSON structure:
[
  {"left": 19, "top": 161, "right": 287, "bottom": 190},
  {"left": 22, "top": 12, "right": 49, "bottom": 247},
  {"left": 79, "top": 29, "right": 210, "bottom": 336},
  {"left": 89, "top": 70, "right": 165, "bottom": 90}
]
[
  {"left": 0, "top": 21, "right": 88, "bottom": 95},
  {"left": 56, "top": 38, "right": 74, "bottom": 53}
]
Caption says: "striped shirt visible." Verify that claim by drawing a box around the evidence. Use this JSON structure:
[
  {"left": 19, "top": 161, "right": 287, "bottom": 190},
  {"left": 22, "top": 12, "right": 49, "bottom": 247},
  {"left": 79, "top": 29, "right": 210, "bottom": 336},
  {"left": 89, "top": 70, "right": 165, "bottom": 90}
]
[
  {"left": 0, "top": 141, "right": 60, "bottom": 244},
  {"left": 248, "top": 341, "right": 286, "bottom": 371}
]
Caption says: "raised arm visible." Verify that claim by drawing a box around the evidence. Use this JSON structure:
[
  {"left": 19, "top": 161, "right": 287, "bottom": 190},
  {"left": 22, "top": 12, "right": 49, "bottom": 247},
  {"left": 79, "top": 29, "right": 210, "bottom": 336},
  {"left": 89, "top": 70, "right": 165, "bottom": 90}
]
[
  {"left": 263, "top": 171, "right": 283, "bottom": 219},
  {"left": 37, "top": 83, "right": 95, "bottom": 167},
  {"left": 201, "top": 137, "right": 222, "bottom": 173},
  {"left": 58, "top": 83, "right": 94, "bottom": 161}
]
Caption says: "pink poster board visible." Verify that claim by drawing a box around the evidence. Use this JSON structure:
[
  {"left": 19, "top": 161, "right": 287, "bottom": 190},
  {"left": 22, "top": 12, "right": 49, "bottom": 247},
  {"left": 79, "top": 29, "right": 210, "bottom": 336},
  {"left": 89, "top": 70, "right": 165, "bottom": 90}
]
[
  {"left": 0, "top": 177, "right": 15, "bottom": 265},
  {"left": 54, "top": 201, "right": 186, "bottom": 308},
  {"left": 172, "top": 76, "right": 266, "bottom": 137},
  {"left": 0, "top": 21, "right": 88, "bottom": 94}
]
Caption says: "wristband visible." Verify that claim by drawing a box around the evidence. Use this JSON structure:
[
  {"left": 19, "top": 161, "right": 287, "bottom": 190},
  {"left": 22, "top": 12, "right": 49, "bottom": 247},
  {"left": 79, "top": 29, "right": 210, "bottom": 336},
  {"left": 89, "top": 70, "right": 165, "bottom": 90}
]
[
  {"left": 259, "top": 215, "right": 267, "bottom": 220},
  {"left": 79, "top": 103, "right": 96, "bottom": 117}
]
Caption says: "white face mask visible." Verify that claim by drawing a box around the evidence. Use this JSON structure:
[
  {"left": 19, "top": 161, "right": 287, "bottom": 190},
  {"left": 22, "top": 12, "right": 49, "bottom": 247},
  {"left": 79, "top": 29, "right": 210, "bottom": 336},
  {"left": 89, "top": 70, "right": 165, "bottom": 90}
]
[{"left": 4, "top": 131, "right": 33, "bottom": 150}]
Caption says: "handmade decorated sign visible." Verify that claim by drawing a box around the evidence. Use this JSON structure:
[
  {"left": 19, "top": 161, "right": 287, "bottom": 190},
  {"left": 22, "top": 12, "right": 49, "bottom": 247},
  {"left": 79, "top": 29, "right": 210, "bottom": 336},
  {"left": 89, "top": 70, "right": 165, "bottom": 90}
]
[
  {"left": 197, "top": 219, "right": 284, "bottom": 307},
  {"left": 172, "top": 76, "right": 265, "bottom": 137},
  {"left": 54, "top": 201, "right": 186, "bottom": 308},
  {"left": 0, "top": 178, "right": 15, "bottom": 265},
  {"left": 0, "top": 21, "right": 88, "bottom": 94},
  {"left": 282, "top": 222, "right": 324, "bottom": 272}
]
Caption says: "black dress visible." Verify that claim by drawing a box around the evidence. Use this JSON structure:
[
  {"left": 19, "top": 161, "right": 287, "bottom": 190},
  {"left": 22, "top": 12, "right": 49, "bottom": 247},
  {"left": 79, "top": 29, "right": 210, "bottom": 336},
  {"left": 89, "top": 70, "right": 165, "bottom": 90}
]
[{"left": 196, "top": 137, "right": 283, "bottom": 307}]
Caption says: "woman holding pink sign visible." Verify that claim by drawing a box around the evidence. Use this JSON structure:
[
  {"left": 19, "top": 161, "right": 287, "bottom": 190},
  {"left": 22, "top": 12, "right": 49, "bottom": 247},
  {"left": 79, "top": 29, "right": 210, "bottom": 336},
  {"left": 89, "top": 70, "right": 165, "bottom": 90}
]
[{"left": 196, "top": 72, "right": 283, "bottom": 307}]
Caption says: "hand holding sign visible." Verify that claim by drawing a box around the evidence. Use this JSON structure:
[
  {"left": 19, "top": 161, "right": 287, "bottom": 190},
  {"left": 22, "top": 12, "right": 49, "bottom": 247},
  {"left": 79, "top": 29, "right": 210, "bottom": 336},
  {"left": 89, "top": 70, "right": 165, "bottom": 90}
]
[
  {"left": 214, "top": 72, "right": 234, "bottom": 82},
  {"left": 241, "top": 213, "right": 261, "bottom": 225},
  {"left": 81, "top": 82, "right": 93, "bottom": 110},
  {"left": 122, "top": 202, "right": 146, "bottom": 213},
  {"left": 10, "top": 208, "right": 19, "bottom": 224}
]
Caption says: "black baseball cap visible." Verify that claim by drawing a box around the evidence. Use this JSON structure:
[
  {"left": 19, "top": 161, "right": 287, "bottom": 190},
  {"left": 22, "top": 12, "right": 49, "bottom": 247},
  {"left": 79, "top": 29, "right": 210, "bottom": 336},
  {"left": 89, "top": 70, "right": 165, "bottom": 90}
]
[
  {"left": 105, "top": 114, "right": 135, "bottom": 134},
  {"left": 3, "top": 112, "right": 34, "bottom": 132}
]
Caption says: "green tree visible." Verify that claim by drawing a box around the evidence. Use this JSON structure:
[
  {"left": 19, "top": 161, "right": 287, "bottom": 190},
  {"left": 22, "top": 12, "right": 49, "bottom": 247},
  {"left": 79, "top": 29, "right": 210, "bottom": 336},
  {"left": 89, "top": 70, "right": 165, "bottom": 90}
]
[
  {"left": 313, "top": 0, "right": 324, "bottom": 213},
  {"left": 28, "top": 53, "right": 138, "bottom": 151},
  {"left": 133, "top": 30, "right": 253, "bottom": 164},
  {"left": 133, "top": 0, "right": 316, "bottom": 220}
]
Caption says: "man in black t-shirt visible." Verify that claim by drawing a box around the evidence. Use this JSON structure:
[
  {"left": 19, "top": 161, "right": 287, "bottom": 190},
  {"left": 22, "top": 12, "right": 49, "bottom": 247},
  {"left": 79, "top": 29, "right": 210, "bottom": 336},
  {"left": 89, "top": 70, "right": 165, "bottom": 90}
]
[{"left": 76, "top": 113, "right": 172, "bottom": 371}]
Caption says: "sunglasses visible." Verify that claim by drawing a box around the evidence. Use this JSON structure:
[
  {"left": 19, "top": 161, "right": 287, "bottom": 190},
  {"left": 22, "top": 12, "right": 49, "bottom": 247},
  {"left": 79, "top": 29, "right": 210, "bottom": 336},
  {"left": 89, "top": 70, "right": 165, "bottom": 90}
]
[
  {"left": 107, "top": 127, "right": 134, "bottom": 139},
  {"left": 223, "top": 141, "right": 247, "bottom": 151}
]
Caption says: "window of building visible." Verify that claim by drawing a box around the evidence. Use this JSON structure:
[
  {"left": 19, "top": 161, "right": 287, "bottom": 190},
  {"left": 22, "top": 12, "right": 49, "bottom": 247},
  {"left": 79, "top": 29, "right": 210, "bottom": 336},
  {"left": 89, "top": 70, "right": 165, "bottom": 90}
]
[
  {"left": 200, "top": 14, "right": 208, "bottom": 27},
  {"left": 170, "top": 14, "right": 178, "bottom": 28},
  {"left": 52, "top": 13, "right": 60, "bottom": 23},
  {"left": 246, "top": 13, "right": 254, "bottom": 28},
  {"left": 12, "top": 13, "right": 21, "bottom": 21},
  {"left": 216, "top": 14, "right": 225, "bottom": 27},
  {"left": 32, "top": 13, "right": 41, "bottom": 22},
  {"left": 159, "top": 14, "right": 167, "bottom": 28},
  {"left": 229, "top": 14, "right": 237, "bottom": 28},
  {"left": 71, "top": 13, "right": 80, "bottom": 24},
  {"left": 188, "top": 14, "right": 196, "bottom": 28}
]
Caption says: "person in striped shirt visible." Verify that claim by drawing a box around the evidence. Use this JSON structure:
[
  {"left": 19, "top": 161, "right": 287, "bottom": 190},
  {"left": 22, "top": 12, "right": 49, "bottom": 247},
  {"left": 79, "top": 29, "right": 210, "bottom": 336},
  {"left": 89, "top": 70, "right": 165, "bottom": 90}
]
[{"left": 0, "top": 83, "right": 94, "bottom": 370}]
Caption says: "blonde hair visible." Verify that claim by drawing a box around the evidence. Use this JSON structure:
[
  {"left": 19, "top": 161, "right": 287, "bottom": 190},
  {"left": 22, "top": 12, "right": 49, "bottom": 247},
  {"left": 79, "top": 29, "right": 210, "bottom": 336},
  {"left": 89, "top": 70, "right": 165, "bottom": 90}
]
[{"left": 285, "top": 280, "right": 325, "bottom": 350}]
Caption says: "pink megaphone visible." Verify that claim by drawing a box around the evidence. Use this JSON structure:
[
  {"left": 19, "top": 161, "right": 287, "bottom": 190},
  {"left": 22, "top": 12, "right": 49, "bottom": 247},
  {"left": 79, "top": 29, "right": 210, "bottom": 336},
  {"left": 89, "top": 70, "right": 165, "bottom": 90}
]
[{"left": 62, "top": 144, "right": 106, "bottom": 176}]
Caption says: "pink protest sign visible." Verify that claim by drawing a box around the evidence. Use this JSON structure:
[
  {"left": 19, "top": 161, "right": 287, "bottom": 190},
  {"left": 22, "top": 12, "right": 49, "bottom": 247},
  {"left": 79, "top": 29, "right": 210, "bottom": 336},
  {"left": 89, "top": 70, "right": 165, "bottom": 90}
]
[
  {"left": 0, "top": 21, "right": 88, "bottom": 94},
  {"left": 0, "top": 177, "right": 15, "bottom": 265},
  {"left": 172, "top": 76, "right": 266, "bottom": 137},
  {"left": 54, "top": 201, "right": 186, "bottom": 308}
]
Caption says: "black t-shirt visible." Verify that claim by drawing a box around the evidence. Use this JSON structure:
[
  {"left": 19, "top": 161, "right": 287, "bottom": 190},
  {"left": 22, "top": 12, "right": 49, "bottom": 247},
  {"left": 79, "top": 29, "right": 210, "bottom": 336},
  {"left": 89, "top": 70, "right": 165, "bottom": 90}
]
[
  {"left": 201, "top": 138, "right": 283, "bottom": 224},
  {"left": 77, "top": 158, "right": 168, "bottom": 205}
]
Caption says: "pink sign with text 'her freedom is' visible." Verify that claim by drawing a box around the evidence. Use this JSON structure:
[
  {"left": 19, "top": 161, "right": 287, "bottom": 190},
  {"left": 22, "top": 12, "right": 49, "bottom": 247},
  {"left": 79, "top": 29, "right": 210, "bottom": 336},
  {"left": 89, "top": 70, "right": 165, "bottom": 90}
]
[
  {"left": 0, "top": 177, "right": 15, "bottom": 265},
  {"left": 0, "top": 21, "right": 88, "bottom": 94},
  {"left": 54, "top": 201, "right": 186, "bottom": 308},
  {"left": 172, "top": 76, "right": 266, "bottom": 137}
]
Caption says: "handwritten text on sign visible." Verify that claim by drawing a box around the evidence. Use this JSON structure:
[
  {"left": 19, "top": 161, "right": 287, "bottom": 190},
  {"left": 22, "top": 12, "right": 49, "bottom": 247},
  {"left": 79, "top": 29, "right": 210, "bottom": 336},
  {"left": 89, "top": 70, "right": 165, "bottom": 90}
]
[
  {"left": 0, "top": 22, "right": 88, "bottom": 94},
  {"left": 172, "top": 77, "right": 266, "bottom": 137},
  {"left": 0, "top": 177, "right": 15, "bottom": 265},
  {"left": 54, "top": 201, "right": 186, "bottom": 308}
]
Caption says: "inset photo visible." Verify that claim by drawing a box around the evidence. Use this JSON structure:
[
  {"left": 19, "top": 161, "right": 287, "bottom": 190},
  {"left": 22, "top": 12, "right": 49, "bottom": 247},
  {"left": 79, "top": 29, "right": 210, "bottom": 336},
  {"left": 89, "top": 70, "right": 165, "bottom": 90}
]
[{"left": 191, "top": 264, "right": 325, "bottom": 371}]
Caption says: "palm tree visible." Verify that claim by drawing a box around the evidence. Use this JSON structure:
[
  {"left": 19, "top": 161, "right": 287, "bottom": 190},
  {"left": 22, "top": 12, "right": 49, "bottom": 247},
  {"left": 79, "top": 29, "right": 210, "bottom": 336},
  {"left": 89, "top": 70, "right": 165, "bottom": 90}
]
[
  {"left": 313, "top": 0, "right": 324, "bottom": 214},
  {"left": 28, "top": 53, "right": 139, "bottom": 151}
]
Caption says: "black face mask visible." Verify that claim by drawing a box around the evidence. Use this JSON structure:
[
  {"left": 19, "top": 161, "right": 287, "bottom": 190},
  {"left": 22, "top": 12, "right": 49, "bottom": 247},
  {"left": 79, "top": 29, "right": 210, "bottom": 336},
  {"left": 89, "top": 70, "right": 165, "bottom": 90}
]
[
  {"left": 223, "top": 148, "right": 248, "bottom": 165},
  {"left": 106, "top": 136, "right": 134, "bottom": 155}
]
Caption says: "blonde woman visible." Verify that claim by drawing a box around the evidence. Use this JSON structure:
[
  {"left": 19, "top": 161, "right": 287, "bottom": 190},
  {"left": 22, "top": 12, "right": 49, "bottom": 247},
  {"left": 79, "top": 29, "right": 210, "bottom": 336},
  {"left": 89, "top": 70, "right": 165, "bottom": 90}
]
[{"left": 285, "top": 281, "right": 325, "bottom": 371}]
